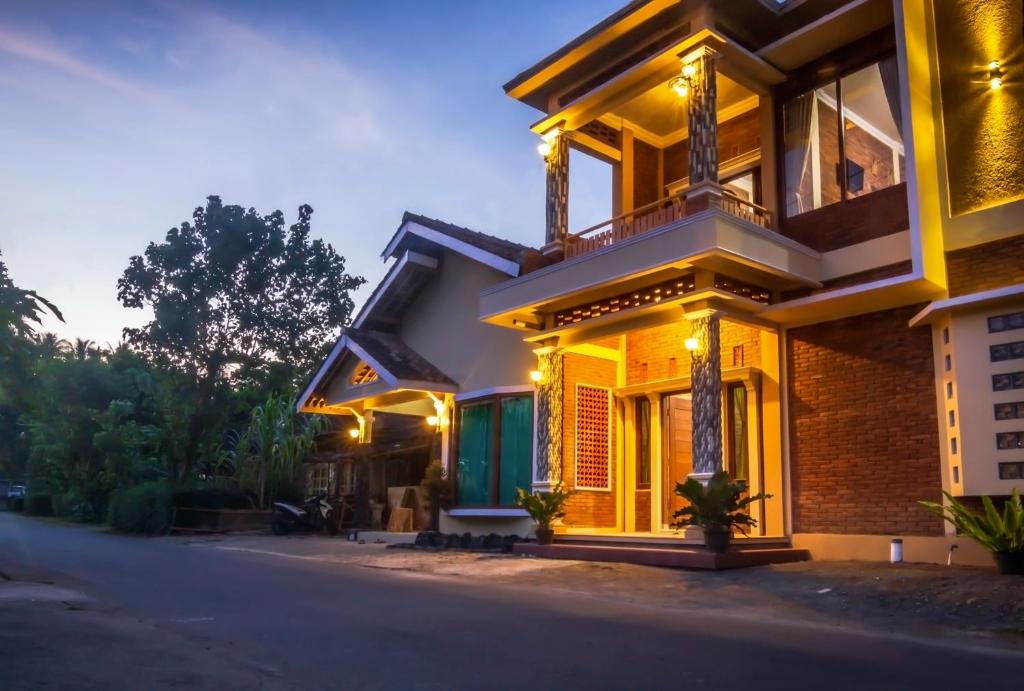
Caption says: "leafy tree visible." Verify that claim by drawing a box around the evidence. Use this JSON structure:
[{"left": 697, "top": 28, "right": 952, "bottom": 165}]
[
  {"left": 117, "top": 196, "right": 363, "bottom": 478},
  {"left": 72, "top": 338, "right": 97, "bottom": 361},
  {"left": 0, "top": 250, "right": 63, "bottom": 346}
]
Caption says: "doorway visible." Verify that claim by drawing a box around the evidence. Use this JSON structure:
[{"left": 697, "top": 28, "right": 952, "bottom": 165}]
[{"left": 661, "top": 392, "right": 692, "bottom": 528}]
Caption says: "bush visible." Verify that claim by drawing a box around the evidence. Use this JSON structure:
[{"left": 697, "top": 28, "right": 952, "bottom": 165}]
[
  {"left": 24, "top": 493, "right": 54, "bottom": 516},
  {"left": 108, "top": 481, "right": 173, "bottom": 534}
]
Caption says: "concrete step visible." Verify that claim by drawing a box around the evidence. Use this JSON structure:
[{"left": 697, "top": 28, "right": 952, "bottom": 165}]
[{"left": 514, "top": 542, "right": 810, "bottom": 570}]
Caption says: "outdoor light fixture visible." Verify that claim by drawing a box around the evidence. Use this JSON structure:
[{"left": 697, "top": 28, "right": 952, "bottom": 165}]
[
  {"left": 682, "top": 62, "right": 697, "bottom": 79},
  {"left": 989, "top": 61, "right": 1004, "bottom": 90},
  {"left": 530, "top": 369, "right": 543, "bottom": 383},
  {"left": 684, "top": 336, "right": 700, "bottom": 352},
  {"left": 537, "top": 140, "right": 552, "bottom": 157},
  {"left": 670, "top": 60, "right": 698, "bottom": 98},
  {"left": 347, "top": 428, "right": 360, "bottom": 439},
  {"left": 426, "top": 415, "right": 439, "bottom": 428}
]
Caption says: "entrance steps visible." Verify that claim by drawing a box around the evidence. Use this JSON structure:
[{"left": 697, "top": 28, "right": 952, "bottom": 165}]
[{"left": 513, "top": 540, "right": 809, "bottom": 570}]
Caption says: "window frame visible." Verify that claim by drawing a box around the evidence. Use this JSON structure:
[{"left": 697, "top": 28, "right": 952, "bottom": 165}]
[
  {"left": 774, "top": 27, "right": 904, "bottom": 238},
  {"left": 451, "top": 391, "right": 535, "bottom": 508},
  {"left": 635, "top": 397, "right": 652, "bottom": 490}
]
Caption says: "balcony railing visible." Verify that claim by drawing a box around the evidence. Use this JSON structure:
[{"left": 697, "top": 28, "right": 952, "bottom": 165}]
[{"left": 564, "top": 187, "right": 773, "bottom": 260}]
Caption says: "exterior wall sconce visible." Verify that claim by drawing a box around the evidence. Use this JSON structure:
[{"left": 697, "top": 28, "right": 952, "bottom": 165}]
[
  {"left": 426, "top": 415, "right": 440, "bottom": 429},
  {"left": 347, "top": 428, "right": 360, "bottom": 440},
  {"left": 536, "top": 129, "right": 560, "bottom": 159},
  {"left": 684, "top": 336, "right": 700, "bottom": 352},
  {"left": 989, "top": 61, "right": 1004, "bottom": 90},
  {"left": 530, "top": 369, "right": 543, "bottom": 383},
  {"left": 537, "top": 140, "right": 552, "bottom": 157},
  {"left": 670, "top": 61, "right": 698, "bottom": 98}
]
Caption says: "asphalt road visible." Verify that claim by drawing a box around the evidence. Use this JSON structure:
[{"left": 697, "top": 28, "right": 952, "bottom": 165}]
[{"left": 1, "top": 513, "right": 1022, "bottom": 691}]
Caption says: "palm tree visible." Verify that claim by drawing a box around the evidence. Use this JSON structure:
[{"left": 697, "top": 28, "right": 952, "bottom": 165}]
[
  {"left": 34, "top": 332, "right": 71, "bottom": 358},
  {"left": 73, "top": 338, "right": 96, "bottom": 361},
  {"left": 0, "top": 251, "right": 63, "bottom": 345}
]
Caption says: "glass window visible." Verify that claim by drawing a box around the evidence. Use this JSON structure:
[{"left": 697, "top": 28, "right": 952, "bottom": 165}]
[
  {"left": 309, "top": 463, "right": 335, "bottom": 496},
  {"left": 456, "top": 394, "right": 533, "bottom": 506},
  {"left": 840, "top": 56, "right": 904, "bottom": 199},
  {"left": 782, "top": 54, "right": 903, "bottom": 217},
  {"left": 636, "top": 398, "right": 652, "bottom": 488},
  {"left": 727, "top": 384, "right": 749, "bottom": 482}
]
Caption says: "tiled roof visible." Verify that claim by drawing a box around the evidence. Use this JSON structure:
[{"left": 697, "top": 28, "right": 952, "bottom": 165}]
[
  {"left": 399, "top": 211, "right": 545, "bottom": 266},
  {"left": 345, "top": 327, "right": 455, "bottom": 386}
]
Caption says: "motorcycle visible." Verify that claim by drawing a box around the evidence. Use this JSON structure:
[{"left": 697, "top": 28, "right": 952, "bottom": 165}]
[{"left": 271, "top": 494, "right": 338, "bottom": 536}]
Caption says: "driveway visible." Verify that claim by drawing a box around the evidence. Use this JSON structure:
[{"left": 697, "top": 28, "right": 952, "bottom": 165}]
[{"left": 1, "top": 513, "right": 1022, "bottom": 690}]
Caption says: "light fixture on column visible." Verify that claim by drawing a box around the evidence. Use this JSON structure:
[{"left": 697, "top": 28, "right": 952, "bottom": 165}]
[
  {"left": 426, "top": 415, "right": 440, "bottom": 429},
  {"left": 347, "top": 428, "right": 360, "bottom": 439},
  {"left": 684, "top": 336, "right": 700, "bottom": 352},
  {"left": 670, "top": 60, "right": 698, "bottom": 98},
  {"left": 537, "top": 128, "right": 561, "bottom": 159},
  {"left": 989, "top": 61, "right": 1004, "bottom": 90},
  {"left": 530, "top": 369, "right": 543, "bottom": 383},
  {"left": 537, "top": 140, "right": 552, "bottom": 157}
]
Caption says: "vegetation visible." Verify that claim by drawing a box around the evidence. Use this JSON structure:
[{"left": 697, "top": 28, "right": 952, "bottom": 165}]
[
  {"left": 920, "top": 490, "right": 1024, "bottom": 554},
  {"left": 672, "top": 471, "right": 771, "bottom": 533},
  {"left": 0, "top": 197, "right": 362, "bottom": 526},
  {"left": 516, "top": 484, "right": 572, "bottom": 531},
  {"left": 420, "top": 460, "right": 452, "bottom": 530}
]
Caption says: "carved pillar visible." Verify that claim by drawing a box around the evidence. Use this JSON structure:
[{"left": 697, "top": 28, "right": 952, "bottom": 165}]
[
  {"left": 543, "top": 132, "right": 569, "bottom": 256},
  {"left": 688, "top": 311, "right": 722, "bottom": 480},
  {"left": 533, "top": 347, "right": 564, "bottom": 491},
  {"left": 686, "top": 47, "right": 719, "bottom": 186}
]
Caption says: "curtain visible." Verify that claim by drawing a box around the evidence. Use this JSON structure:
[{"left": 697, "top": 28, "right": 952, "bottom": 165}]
[
  {"left": 730, "top": 386, "right": 748, "bottom": 482},
  {"left": 877, "top": 56, "right": 903, "bottom": 141},
  {"left": 498, "top": 396, "right": 533, "bottom": 506},
  {"left": 457, "top": 402, "right": 493, "bottom": 505},
  {"left": 782, "top": 92, "right": 814, "bottom": 216}
]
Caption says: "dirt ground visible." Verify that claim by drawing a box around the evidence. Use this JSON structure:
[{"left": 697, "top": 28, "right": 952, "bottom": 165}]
[{"left": 187, "top": 534, "right": 1024, "bottom": 648}]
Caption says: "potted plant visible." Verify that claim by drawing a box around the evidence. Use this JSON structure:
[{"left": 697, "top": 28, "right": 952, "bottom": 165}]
[
  {"left": 516, "top": 484, "right": 572, "bottom": 545},
  {"left": 419, "top": 460, "right": 452, "bottom": 532},
  {"left": 920, "top": 489, "right": 1024, "bottom": 575},
  {"left": 672, "top": 471, "right": 771, "bottom": 553}
]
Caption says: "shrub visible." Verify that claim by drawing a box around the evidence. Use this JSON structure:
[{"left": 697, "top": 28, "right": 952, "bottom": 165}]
[
  {"left": 24, "top": 493, "right": 54, "bottom": 516},
  {"left": 108, "top": 481, "right": 173, "bottom": 534},
  {"left": 672, "top": 471, "right": 771, "bottom": 533},
  {"left": 920, "top": 489, "right": 1024, "bottom": 554},
  {"left": 516, "top": 484, "right": 572, "bottom": 530}
]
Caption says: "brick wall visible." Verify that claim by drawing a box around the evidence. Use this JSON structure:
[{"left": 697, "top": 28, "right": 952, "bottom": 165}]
[
  {"left": 625, "top": 320, "right": 761, "bottom": 385},
  {"left": 663, "top": 109, "right": 760, "bottom": 185},
  {"left": 635, "top": 490, "right": 651, "bottom": 530},
  {"left": 787, "top": 306, "right": 943, "bottom": 536},
  {"left": 633, "top": 140, "right": 660, "bottom": 209},
  {"left": 562, "top": 353, "right": 618, "bottom": 528},
  {"left": 946, "top": 234, "right": 1024, "bottom": 297}
]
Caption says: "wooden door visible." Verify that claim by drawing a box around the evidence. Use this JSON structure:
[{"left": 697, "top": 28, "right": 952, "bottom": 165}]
[{"left": 662, "top": 393, "right": 693, "bottom": 524}]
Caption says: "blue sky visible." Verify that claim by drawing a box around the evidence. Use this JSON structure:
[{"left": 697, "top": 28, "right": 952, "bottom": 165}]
[{"left": 0, "top": 0, "right": 620, "bottom": 345}]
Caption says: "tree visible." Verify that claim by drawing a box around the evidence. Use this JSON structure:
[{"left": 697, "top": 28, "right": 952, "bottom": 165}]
[
  {"left": 72, "top": 338, "right": 97, "bottom": 361},
  {"left": 117, "top": 196, "right": 363, "bottom": 477},
  {"left": 0, "top": 250, "right": 63, "bottom": 354}
]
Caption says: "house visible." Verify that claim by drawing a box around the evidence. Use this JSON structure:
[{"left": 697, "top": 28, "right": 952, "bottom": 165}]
[{"left": 301, "top": 0, "right": 1024, "bottom": 565}]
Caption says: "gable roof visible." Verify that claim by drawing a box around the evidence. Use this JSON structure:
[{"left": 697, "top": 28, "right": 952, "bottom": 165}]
[
  {"left": 382, "top": 211, "right": 547, "bottom": 278},
  {"left": 297, "top": 327, "right": 456, "bottom": 413}
]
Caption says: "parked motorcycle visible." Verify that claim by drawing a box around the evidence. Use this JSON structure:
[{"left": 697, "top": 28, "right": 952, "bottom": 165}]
[{"left": 271, "top": 494, "right": 338, "bottom": 536}]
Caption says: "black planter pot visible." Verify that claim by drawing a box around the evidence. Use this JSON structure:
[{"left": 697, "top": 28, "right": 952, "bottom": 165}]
[
  {"left": 703, "top": 526, "right": 732, "bottom": 553},
  {"left": 993, "top": 551, "right": 1024, "bottom": 575},
  {"left": 536, "top": 528, "right": 555, "bottom": 546}
]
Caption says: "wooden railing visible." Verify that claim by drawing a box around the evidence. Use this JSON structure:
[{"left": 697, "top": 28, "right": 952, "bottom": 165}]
[{"left": 564, "top": 187, "right": 773, "bottom": 260}]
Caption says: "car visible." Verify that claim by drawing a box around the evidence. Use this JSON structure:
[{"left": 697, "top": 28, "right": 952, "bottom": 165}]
[{"left": 8, "top": 485, "right": 25, "bottom": 499}]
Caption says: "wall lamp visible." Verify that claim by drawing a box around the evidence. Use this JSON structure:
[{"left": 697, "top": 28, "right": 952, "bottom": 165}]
[
  {"left": 347, "top": 428, "right": 360, "bottom": 439},
  {"left": 989, "top": 61, "right": 1004, "bottom": 90},
  {"left": 670, "top": 61, "right": 698, "bottom": 98},
  {"left": 684, "top": 336, "right": 700, "bottom": 352},
  {"left": 530, "top": 369, "right": 543, "bottom": 383},
  {"left": 536, "top": 129, "right": 561, "bottom": 158}
]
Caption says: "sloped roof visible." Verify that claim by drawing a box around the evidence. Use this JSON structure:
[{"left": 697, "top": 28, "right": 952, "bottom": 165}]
[
  {"left": 398, "top": 212, "right": 538, "bottom": 264},
  {"left": 344, "top": 328, "right": 455, "bottom": 386}
]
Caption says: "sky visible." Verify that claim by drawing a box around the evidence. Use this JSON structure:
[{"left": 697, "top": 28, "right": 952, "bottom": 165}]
[{"left": 0, "top": 0, "right": 621, "bottom": 346}]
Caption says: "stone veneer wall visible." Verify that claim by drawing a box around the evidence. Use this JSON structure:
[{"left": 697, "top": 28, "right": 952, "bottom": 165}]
[
  {"left": 787, "top": 306, "right": 943, "bottom": 536},
  {"left": 561, "top": 353, "right": 618, "bottom": 528},
  {"left": 946, "top": 234, "right": 1024, "bottom": 297}
]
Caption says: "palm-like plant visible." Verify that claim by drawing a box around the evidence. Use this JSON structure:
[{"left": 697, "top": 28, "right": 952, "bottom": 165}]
[
  {"left": 516, "top": 484, "right": 572, "bottom": 531},
  {"left": 919, "top": 490, "right": 1024, "bottom": 554},
  {"left": 72, "top": 338, "right": 96, "bottom": 361},
  {"left": 672, "top": 471, "right": 771, "bottom": 534},
  {"left": 0, "top": 251, "right": 63, "bottom": 346}
]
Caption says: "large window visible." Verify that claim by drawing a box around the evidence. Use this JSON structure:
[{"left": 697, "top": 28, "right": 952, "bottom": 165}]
[
  {"left": 782, "top": 54, "right": 903, "bottom": 217},
  {"left": 455, "top": 394, "right": 533, "bottom": 506}
]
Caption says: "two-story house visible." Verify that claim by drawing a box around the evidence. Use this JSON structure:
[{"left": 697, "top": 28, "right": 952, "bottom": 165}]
[{"left": 301, "top": 0, "right": 1024, "bottom": 565}]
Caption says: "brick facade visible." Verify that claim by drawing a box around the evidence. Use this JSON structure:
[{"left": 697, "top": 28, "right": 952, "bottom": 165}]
[
  {"left": 787, "top": 306, "right": 944, "bottom": 536},
  {"left": 946, "top": 234, "right": 1024, "bottom": 297},
  {"left": 562, "top": 353, "right": 618, "bottom": 527},
  {"left": 625, "top": 320, "right": 761, "bottom": 385}
]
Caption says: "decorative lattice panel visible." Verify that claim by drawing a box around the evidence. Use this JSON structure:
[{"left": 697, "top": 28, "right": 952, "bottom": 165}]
[
  {"left": 350, "top": 362, "right": 379, "bottom": 386},
  {"left": 714, "top": 274, "right": 773, "bottom": 304},
  {"left": 553, "top": 275, "right": 695, "bottom": 328},
  {"left": 575, "top": 385, "right": 611, "bottom": 490}
]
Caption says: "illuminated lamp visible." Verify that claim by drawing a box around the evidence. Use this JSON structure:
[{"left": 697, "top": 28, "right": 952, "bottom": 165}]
[
  {"left": 684, "top": 336, "right": 700, "bottom": 352},
  {"left": 347, "top": 428, "right": 360, "bottom": 439},
  {"left": 537, "top": 140, "right": 552, "bottom": 157},
  {"left": 670, "top": 76, "right": 688, "bottom": 98},
  {"left": 682, "top": 62, "right": 697, "bottom": 79},
  {"left": 989, "top": 61, "right": 1004, "bottom": 90},
  {"left": 426, "top": 415, "right": 439, "bottom": 428},
  {"left": 529, "top": 370, "right": 543, "bottom": 383}
]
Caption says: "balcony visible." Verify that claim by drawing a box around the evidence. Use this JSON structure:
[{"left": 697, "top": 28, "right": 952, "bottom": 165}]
[{"left": 565, "top": 186, "right": 772, "bottom": 260}]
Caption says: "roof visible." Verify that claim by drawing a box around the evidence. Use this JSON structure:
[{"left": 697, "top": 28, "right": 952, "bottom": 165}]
[
  {"left": 344, "top": 328, "right": 455, "bottom": 386},
  {"left": 386, "top": 212, "right": 544, "bottom": 268}
]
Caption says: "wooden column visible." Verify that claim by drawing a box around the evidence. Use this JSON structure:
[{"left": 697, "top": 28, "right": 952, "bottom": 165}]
[
  {"left": 533, "top": 347, "right": 564, "bottom": 490},
  {"left": 687, "top": 310, "right": 723, "bottom": 481},
  {"left": 543, "top": 132, "right": 569, "bottom": 257}
]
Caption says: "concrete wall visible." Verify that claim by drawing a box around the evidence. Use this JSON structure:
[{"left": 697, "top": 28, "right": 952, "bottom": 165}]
[{"left": 400, "top": 250, "right": 536, "bottom": 394}]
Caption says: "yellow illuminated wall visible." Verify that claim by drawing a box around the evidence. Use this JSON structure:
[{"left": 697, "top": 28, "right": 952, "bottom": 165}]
[{"left": 933, "top": 0, "right": 1024, "bottom": 215}]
